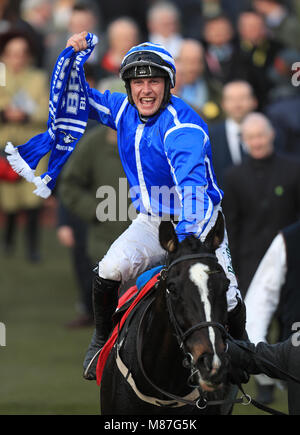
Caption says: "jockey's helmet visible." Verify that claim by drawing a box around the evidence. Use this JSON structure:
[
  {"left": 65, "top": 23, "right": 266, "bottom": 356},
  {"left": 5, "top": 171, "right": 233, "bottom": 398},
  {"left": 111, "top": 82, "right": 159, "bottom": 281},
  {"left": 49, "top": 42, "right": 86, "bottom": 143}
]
[{"left": 119, "top": 42, "right": 176, "bottom": 108}]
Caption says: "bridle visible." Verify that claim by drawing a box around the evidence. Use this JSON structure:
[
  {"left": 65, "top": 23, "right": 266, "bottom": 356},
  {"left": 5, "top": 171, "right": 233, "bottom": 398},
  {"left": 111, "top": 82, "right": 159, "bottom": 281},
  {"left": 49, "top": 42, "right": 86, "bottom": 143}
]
[
  {"left": 135, "top": 252, "right": 247, "bottom": 410},
  {"left": 164, "top": 252, "right": 228, "bottom": 350}
]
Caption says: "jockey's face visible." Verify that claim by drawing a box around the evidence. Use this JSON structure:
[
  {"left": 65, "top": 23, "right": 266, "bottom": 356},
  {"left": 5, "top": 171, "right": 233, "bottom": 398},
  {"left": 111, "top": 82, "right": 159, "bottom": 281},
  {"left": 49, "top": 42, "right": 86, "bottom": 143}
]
[{"left": 130, "top": 77, "right": 165, "bottom": 117}]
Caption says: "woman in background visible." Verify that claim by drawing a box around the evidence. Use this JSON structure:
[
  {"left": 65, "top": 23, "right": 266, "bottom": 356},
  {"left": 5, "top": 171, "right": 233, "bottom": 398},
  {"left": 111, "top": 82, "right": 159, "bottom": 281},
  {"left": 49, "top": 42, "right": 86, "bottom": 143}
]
[{"left": 0, "top": 30, "right": 49, "bottom": 262}]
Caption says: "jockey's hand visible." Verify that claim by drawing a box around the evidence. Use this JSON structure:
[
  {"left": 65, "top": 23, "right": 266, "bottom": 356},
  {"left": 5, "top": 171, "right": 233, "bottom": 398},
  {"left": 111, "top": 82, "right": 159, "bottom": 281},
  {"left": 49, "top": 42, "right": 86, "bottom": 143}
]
[{"left": 66, "top": 31, "right": 88, "bottom": 52}]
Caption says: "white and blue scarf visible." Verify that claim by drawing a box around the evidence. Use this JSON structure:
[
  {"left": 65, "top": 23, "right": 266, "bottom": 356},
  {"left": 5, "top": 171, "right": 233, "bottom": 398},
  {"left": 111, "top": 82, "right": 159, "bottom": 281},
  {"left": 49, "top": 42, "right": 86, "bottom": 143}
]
[{"left": 5, "top": 32, "right": 98, "bottom": 198}]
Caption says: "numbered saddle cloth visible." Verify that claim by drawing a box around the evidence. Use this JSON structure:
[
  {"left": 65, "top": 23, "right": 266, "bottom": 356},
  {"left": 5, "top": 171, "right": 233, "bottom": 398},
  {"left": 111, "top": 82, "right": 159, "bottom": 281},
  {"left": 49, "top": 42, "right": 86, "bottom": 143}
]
[{"left": 5, "top": 33, "right": 98, "bottom": 198}]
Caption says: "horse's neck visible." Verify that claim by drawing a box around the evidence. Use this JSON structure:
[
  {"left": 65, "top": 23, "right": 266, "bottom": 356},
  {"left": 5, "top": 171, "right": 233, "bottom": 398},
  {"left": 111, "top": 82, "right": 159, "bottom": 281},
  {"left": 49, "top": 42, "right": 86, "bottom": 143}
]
[{"left": 140, "top": 286, "right": 188, "bottom": 392}]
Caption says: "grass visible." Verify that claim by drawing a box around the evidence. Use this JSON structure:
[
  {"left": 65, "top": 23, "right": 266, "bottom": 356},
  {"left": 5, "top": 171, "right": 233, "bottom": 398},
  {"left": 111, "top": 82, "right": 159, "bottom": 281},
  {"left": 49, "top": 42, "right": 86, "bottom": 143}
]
[
  {"left": 0, "top": 221, "right": 99, "bottom": 415},
  {"left": 0, "top": 220, "right": 289, "bottom": 415}
]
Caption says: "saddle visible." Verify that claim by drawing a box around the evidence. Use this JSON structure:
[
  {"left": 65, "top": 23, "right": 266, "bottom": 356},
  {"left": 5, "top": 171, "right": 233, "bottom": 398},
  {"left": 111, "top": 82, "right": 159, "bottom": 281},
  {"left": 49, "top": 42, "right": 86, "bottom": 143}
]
[
  {"left": 96, "top": 265, "right": 163, "bottom": 386},
  {"left": 112, "top": 265, "right": 163, "bottom": 325}
]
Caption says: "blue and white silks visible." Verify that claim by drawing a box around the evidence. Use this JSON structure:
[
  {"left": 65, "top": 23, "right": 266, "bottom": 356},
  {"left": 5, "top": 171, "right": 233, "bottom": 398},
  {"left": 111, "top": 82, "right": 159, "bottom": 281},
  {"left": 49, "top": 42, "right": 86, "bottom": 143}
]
[
  {"left": 87, "top": 82, "right": 223, "bottom": 241},
  {"left": 5, "top": 32, "right": 98, "bottom": 198}
]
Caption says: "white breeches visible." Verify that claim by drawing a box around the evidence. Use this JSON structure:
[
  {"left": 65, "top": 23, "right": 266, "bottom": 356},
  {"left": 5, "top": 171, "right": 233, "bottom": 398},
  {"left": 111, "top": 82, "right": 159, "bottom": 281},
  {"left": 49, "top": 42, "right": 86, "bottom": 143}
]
[{"left": 98, "top": 210, "right": 241, "bottom": 311}]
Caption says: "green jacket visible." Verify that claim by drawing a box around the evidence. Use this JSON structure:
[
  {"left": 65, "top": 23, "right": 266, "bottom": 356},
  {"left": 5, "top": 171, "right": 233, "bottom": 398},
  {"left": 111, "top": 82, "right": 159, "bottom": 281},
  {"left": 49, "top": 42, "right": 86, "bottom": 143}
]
[{"left": 59, "top": 124, "right": 130, "bottom": 261}]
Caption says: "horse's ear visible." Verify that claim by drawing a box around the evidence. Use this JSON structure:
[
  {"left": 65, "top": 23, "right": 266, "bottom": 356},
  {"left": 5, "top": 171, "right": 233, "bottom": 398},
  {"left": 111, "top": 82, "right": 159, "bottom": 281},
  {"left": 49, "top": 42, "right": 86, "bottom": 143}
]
[
  {"left": 159, "top": 221, "right": 178, "bottom": 253},
  {"left": 204, "top": 211, "right": 225, "bottom": 251}
]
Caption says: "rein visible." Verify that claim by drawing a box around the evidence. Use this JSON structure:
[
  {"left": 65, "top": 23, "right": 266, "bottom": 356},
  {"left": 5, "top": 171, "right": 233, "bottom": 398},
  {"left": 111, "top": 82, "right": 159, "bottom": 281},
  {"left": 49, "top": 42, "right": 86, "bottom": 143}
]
[{"left": 225, "top": 335, "right": 300, "bottom": 415}]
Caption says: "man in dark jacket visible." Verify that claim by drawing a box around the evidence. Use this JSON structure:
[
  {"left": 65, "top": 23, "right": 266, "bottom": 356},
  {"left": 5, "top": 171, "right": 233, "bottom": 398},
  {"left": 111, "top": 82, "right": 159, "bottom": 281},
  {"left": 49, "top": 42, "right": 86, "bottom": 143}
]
[
  {"left": 209, "top": 80, "right": 257, "bottom": 189},
  {"left": 222, "top": 112, "right": 300, "bottom": 297},
  {"left": 58, "top": 124, "right": 130, "bottom": 326}
]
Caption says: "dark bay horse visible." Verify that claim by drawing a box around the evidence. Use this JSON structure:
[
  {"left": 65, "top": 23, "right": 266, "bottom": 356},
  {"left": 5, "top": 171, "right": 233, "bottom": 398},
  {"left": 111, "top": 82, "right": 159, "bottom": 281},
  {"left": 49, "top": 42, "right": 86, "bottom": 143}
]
[{"left": 100, "top": 212, "right": 236, "bottom": 415}]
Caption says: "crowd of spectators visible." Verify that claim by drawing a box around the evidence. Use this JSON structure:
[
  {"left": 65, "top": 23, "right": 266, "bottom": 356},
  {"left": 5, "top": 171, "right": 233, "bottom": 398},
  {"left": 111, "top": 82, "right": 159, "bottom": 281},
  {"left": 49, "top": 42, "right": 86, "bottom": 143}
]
[{"left": 1, "top": 0, "right": 300, "bottom": 402}]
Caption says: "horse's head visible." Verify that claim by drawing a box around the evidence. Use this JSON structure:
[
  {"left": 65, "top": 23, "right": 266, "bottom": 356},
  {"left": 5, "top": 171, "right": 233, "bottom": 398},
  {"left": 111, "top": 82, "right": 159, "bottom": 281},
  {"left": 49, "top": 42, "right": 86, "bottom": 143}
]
[{"left": 159, "top": 212, "right": 230, "bottom": 392}]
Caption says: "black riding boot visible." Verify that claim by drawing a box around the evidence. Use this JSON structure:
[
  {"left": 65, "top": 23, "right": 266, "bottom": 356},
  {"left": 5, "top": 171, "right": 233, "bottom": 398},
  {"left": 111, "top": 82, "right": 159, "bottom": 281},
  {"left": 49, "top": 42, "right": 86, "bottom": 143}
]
[
  {"left": 227, "top": 297, "right": 249, "bottom": 341},
  {"left": 83, "top": 272, "right": 120, "bottom": 380}
]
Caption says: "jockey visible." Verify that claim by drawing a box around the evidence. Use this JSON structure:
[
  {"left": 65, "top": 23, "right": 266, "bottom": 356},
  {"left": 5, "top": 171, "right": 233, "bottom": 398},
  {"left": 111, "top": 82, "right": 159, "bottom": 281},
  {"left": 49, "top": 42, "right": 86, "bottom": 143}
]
[{"left": 65, "top": 33, "right": 247, "bottom": 380}]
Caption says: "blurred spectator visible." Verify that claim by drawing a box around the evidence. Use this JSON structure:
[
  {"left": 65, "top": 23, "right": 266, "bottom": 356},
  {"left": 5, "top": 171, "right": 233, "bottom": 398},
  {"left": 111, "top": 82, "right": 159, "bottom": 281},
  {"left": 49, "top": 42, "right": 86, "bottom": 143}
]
[
  {"left": 20, "top": 0, "right": 54, "bottom": 68},
  {"left": 95, "top": 0, "right": 147, "bottom": 39},
  {"left": 165, "top": 0, "right": 202, "bottom": 39},
  {"left": 21, "top": 0, "right": 53, "bottom": 32},
  {"left": 170, "top": 0, "right": 252, "bottom": 39},
  {"left": 97, "top": 75, "right": 126, "bottom": 95},
  {"left": 0, "top": 0, "right": 44, "bottom": 67},
  {"left": 96, "top": 16, "right": 140, "bottom": 82},
  {"left": 267, "top": 48, "right": 300, "bottom": 102},
  {"left": 52, "top": 0, "right": 76, "bottom": 31},
  {"left": 233, "top": 10, "right": 282, "bottom": 108},
  {"left": 223, "top": 113, "right": 300, "bottom": 298},
  {"left": 215, "top": 0, "right": 253, "bottom": 25},
  {"left": 264, "top": 49, "right": 300, "bottom": 156},
  {"left": 56, "top": 201, "right": 94, "bottom": 328},
  {"left": 176, "top": 38, "right": 223, "bottom": 123},
  {"left": 170, "top": 58, "right": 184, "bottom": 96},
  {"left": 201, "top": 0, "right": 224, "bottom": 19},
  {"left": 0, "top": 30, "right": 49, "bottom": 261},
  {"left": 202, "top": 14, "right": 237, "bottom": 85},
  {"left": 209, "top": 80, "right": 257, "bottom": 188},
  {"left": 0, "top": 149, "right": 20, "bottom": 182},
  {"left": 0, "top": 0, "right": 25, "bottom": 33},
  {"left": 293, "top": 0, "right": 300, "bottom": 22},
  {"left": 0, "top": 0, "right": 12, "bottom": 33},
  {"left": 58, "top": 125, "right": 130, "bottom": 326},
  {"left": 252, "top": 0, "right": 300, "bottom": 50},
  {"left": 67, "top": 2, "right": 99, "bottom": 37},
  {"left": 200, "top": 0, "right": 252, "bottom": 25},
  {"left": 45, "top": 2, "right": 100, "bottom": 73},
  {"left": 146, "top": 1, "right": 183, "bottom": 59},
  {"left": 265, "top": 94, "right": 300, "bottom": 157}
]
